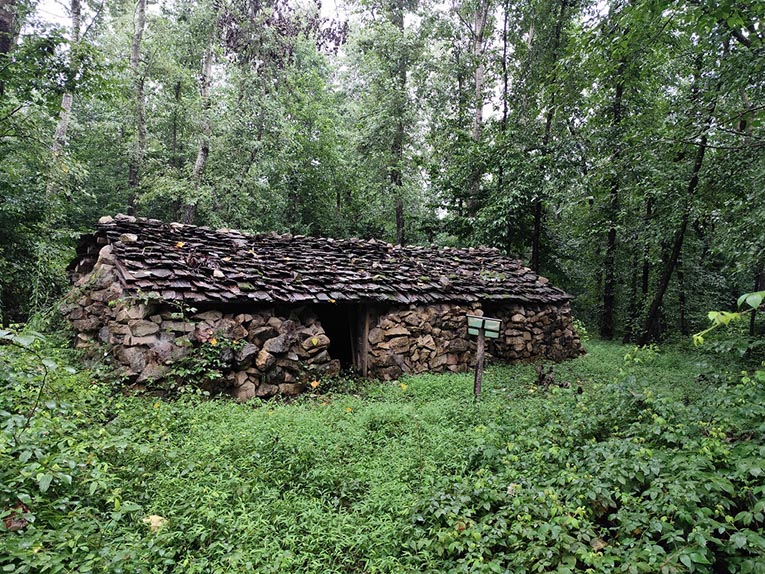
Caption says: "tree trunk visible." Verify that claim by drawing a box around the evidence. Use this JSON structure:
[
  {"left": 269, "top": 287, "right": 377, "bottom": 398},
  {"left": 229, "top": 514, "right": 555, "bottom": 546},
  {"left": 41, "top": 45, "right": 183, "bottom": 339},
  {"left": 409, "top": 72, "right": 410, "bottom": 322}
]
[
  {"left": 623, "top": 247, "right": 639, "bottom": 343},
  {"left": 530, "top": 0, "right": 567, "bottom": 273},
  {"left": 639, "top": 120, "right": 714, "bottom": 345},
  {"left": 0, "top": 0, "right": 16, "bottom": 97},
  {"left": 470, "top": 0, "right": 490, "bottom": 142},
  {"left": 466, "top": 0, "right": 491, "bottom": 208},
  {"left": 641, "top": 198, "right": 653, "bottom": 296},
  {"left": 599, "top": 60, "right": 625, "bottom": 340},
  {"left": 638, "top": 53, "right": 719, "bottom": 345},
  {"left": 677, "top": 254, "right": 688, "bottom": 335},
  {"left": 624, "top": 198, "right": 654, "bottom": 342},
  {"left": 127, "top": 0, "right": 147, "bottom": 215},
  {"left": 750, "top": 268, "right": 764, "bottom": 336},
  {"left": 0, "top": 0, "right": 16, "bottom": 57},
  {"left": 500, "top": 0, "right": 509, "bottom": 136},
  {"left": 51, "top": 0, "right": 81, "bottom": 153},
  {"left": 499, "top": 0, "right": 511, "bottom": 251},
  {"left": 390, "top": 0, "right": 406, "bottom": 246},
  {"left": 181, "top": 41, "right": 214, "bottom": 224},
  {"left": 171, "top": 79, "right": 181, "bottom": 169},
  {"left": 46, "top": 0, "right": 81, "bottom": 197}
]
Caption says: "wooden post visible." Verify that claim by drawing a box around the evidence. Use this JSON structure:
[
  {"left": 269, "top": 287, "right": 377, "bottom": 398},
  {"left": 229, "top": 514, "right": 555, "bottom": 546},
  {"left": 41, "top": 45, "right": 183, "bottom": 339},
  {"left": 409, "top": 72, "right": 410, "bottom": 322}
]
[
  {"left": 474, "top": 328, "right": 485, "bottom": 400},
  {"left": 349, "top": 306, "right": 357, "bottom": 371},
  {"left": 361, "top": 307, "right": 369, "bottom": 378}
]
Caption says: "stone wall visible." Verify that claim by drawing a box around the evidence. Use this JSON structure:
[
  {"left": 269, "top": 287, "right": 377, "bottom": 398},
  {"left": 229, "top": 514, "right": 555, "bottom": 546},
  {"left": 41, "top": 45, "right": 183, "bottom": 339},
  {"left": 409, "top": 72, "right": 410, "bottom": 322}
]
[
  {"left": 367, "top": 303, "right": 480, "bottom": 380},
  {"left": 366, "top": 302, "right": 583, "bottom": 380},
  {"left": 485, "top": 303, "right": 582, "bottom": 362},
  {"left": 63, "top": 245, "right": 340, "bottom": 401}
]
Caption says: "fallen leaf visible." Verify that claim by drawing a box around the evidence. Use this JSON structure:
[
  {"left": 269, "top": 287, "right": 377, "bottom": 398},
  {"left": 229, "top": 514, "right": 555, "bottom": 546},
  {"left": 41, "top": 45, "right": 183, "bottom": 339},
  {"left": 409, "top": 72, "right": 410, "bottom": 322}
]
[
  {"left": 3, "top": 503, "right": 30, "bottom": 531},
  {"left": 175, "top": 242, "right": 185, "bottom": 248}
]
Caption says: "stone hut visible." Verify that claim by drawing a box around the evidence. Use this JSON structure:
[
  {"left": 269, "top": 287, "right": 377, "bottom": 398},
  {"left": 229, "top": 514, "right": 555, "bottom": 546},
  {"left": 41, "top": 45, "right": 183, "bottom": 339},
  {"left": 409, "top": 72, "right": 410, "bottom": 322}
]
[{"left": 64, "top": 215, "right": 583, "bottom": 400}]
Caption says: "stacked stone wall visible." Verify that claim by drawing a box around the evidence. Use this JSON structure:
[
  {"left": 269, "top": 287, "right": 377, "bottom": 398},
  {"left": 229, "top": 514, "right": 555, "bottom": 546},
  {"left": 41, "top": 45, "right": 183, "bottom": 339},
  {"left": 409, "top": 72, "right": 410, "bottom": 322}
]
[
  {"left": 486, "top": 302, "right": 583, "bottom": 362},
  {"left": 367, "top": 303, "right": 481, "bottom": 380},
  {"left": 366, "top": 302, "right": 583, "bottom": 380}
]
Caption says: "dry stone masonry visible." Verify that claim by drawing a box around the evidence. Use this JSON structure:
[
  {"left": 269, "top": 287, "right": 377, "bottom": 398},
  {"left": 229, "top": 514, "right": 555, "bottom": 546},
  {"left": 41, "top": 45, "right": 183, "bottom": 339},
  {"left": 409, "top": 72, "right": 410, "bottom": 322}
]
[
  {"left": 64, "top": 215, "right": 584, "bottom": 399},
  {"left": 366, "top": 302, "right": 580, "bottom": 380}
]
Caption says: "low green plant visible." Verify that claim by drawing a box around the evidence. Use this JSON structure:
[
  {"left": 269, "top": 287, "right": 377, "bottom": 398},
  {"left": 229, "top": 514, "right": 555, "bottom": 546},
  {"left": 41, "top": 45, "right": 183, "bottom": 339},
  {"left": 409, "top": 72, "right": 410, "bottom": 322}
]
[
  {"left": 573, "top": 318, "right": 590, "bottom": 343},
  {"left": 165, "top": 336, "right": 244, "bottom": 394},
  {"left": 693, "top": 291, "right": 764, "bottom": 349},
  {"left": 623, "top": 343, "right": 660, "bottom": 366},
  {"left": 1, "top": 338, "right": 763, "bottom": 573}
]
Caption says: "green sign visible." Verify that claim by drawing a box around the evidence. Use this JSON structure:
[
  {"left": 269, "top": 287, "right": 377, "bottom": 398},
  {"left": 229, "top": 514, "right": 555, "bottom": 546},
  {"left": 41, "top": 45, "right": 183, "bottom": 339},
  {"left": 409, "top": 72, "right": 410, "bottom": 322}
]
[{"left": 466, "top": 315, "right": 502, "bottom": 339}]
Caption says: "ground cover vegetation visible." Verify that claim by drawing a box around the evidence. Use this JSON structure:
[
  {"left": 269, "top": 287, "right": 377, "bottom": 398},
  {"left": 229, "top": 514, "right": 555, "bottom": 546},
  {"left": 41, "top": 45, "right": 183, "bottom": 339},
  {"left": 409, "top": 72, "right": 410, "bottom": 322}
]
[{"left": 2, "top": 334, "right": 765, "bottom": 573}]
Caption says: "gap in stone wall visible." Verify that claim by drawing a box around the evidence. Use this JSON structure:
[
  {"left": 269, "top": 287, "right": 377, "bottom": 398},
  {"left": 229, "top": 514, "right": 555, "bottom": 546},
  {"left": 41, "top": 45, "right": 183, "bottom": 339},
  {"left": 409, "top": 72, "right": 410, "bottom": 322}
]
[{"left": 312, "top": 303, "right": 358, "bottom": 371}]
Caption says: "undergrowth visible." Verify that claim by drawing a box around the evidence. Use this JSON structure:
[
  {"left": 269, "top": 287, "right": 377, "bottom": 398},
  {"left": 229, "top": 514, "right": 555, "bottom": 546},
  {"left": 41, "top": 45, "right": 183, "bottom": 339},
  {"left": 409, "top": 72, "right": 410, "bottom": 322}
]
[{"left": 1, "top": 336, "right": 764, "bottom": 573}]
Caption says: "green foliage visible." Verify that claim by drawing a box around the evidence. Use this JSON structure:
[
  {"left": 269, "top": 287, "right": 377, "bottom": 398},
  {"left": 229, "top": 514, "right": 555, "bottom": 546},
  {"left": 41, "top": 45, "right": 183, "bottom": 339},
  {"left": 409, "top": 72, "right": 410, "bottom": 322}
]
[
  {"left": 410, "top": 346, "right": 765, "bottom": 574},
  {"left": 693, "top": 291, "right": 764, "bottom": 349},
  {"left": 166, "top": 337, "right": 244, "bottom": 394},
  {"left": 622, "top": 343, "right": 660, "bottom": 367},
  {"left": 572, "top": 318, "right": 590, "bottom": 344},
  {"left": 3, "top": 334, "right": 765, "bottom": 573}
]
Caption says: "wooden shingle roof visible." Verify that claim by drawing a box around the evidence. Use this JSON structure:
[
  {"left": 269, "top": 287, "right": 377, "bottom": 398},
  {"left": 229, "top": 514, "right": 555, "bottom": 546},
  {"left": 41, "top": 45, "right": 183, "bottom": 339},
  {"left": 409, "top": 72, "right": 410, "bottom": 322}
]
[{"left": 70, "top": 215, "right": 573, "bottom": 306}]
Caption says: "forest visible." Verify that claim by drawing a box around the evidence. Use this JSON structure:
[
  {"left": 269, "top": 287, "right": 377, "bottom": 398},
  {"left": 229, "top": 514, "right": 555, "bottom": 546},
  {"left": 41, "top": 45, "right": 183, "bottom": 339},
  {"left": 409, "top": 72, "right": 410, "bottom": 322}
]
[
  {"left": 2, "top": 1, "right": 765, "bottom": 571},
  {"left": 0, "top": 0, "right": 762, "bottom": 340}
]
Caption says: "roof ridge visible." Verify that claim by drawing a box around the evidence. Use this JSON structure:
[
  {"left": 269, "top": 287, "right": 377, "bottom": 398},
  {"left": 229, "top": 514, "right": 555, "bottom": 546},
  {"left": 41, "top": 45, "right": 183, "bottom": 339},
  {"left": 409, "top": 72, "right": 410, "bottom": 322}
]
[{"left": 99, "top": 214, "right": 508, "bottom": 256}]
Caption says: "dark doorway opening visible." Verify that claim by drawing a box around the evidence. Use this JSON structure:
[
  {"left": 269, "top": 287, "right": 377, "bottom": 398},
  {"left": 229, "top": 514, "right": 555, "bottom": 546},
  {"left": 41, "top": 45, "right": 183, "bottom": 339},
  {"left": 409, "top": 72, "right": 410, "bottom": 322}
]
[{"left": 313, "top": 304, "right": 358, "bottom": 370}]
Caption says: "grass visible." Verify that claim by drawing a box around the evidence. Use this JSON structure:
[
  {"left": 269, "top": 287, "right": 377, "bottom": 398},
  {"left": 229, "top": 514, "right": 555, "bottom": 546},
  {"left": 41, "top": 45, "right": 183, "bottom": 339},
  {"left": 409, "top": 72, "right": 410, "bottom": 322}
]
[{"left": 2, "top": 339, "right": 765, "bottom": 573}]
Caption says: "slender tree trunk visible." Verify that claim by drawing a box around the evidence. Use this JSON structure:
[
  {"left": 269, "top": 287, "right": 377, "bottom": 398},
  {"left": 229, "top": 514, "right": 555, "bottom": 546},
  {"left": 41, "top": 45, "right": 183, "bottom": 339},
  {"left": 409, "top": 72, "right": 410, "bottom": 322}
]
[
  {"left": 599, "top": 60, "right": 625, "bottom": 340},
  {"left": 639, "top": 53, "right": 720, "bottom": 344},
  {"left": 470, "top": 0, "right": 490, "bottom": 142},
  {"left": 623, "top": 246, "right": 639, "bottom": 343},
  {"left": 750, "top": 268, "right": 764, "bottom": 336},
  {"left": 639, "top": 114, "right": 715, "bottom": 344},
  {"left": 499, "top": 0, "right": 511, "bottom": 250},
  {"left": 623, "top": 198, "right": 654, "bottom": 342},
  {"left": 0, "top": 0, "right": 18, "bottom": 97},
  {"left": 181, "top": 41, "right": 214, "bottom": 224},
  {"left": 0, "top": 0, "right": 15, "bottom": 58},
  {"left": 641, "top": 198, "right": 653, "bottom": 296},
  {"left": 46, "top": 0, "right": 81, "bottom": 197},
  {"left": 127, "top": 0, "right": 147, "bottom": 215},
  {"left": 518, "top": 21, "right": 535, "bottom": 123},
  {"left": 500, "top": 0, "right": 508, "bottom": 136},
  {"left": 530, "top": 0, "right": 567, "bottom": 272},
  {"left": 392, "top": 107, "right": 405, "bottom": 246},
  {"left": 466, "top": 0, "right": 491, "bottom": 208},
  {"left": 390, "top": 0, "right": 406, "bottom": 246},
  {"left": 171, "top": 79, "right": 181, "bottom": 169}
]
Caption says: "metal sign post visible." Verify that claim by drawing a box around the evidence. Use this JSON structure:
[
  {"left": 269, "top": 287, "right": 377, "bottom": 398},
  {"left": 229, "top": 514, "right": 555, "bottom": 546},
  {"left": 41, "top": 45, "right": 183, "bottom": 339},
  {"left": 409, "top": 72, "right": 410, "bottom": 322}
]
[{"left": 466, "top": 315, "right": 502, "bottom": 400}]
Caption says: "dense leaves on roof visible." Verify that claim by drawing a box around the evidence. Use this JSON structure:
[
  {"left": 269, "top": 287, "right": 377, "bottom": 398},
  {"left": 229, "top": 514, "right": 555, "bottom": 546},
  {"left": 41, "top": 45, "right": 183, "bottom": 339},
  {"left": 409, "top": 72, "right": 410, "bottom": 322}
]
[{"left": 71, "top": 215, "right": 573, "bottom": 306}]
